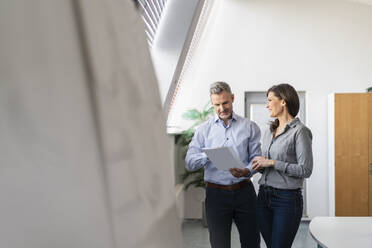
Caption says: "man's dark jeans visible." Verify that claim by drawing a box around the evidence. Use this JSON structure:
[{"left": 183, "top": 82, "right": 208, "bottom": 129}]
[
  {"left": 205, "top": 181, "right": 260, "bottom": 248},
  {"left": 257, "top": 185, "right": 303, "bottom": 248}
]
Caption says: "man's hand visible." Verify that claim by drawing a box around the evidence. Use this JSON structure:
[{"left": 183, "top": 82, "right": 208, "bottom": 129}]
[
  {"left": 252, "top": 156, "right": 275, "bottom": 170},
  {"left": 229, "top": 168, "right": 251, "bottom": 178}
]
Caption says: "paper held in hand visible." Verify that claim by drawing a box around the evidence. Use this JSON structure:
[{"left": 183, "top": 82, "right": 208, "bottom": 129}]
[{"left": 202, "top": 147, "right": 246, "bottom": 170}]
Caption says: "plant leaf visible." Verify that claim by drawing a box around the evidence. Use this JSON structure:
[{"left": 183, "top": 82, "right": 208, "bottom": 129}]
[
  {"left": 207, "top": 106, "right": 214, "bottom": 115},
  {"left": 182, "top": 109, "right": 200, "bottom": 120},
  {"left": 202, "top": 101, "right": 210, "bottom": 110}
]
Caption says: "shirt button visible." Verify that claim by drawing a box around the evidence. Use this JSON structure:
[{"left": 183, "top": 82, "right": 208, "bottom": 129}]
[{"left": 227, "top": 138, "right": 229, "bottom": 140}]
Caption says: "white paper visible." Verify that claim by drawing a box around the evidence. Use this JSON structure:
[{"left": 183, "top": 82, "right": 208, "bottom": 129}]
[{"left": 202, "top": 147, "right": 246, "bottom": 170}]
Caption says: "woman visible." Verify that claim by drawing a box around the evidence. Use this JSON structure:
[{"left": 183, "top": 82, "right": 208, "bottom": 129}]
[{"left": 252, "top": 84, "right": 313, "bottom": 248}]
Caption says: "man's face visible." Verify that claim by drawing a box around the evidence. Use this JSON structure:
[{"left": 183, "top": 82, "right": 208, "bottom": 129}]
[{"left": 210, "top": 91, "right": 234, "bottom": 122}]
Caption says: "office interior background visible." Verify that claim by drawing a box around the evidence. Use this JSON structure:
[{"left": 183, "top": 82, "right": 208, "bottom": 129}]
[{"left": 1, "top": 0, "right": 372, "bottom": 247}]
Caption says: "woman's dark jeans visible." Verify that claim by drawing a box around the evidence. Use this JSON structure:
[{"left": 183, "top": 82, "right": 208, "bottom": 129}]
[{"left": 256, "top": 185, "right": 303, "bottom": 248}]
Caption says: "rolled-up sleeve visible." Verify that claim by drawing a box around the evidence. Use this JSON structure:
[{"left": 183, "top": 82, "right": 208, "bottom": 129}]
[
  {"left": 275, "top": 127, "right": 313, "bottom": 178},
  {"left": 247, "top": 122, "right": 262, "bottom": 173},
  {"left": 185, "top": 127, "right": 209, "bottom": 172}
]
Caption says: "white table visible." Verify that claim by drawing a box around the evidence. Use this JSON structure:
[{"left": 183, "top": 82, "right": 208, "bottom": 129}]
[{"left": 309, "top": 217, "right": 372, "bottom": 248}]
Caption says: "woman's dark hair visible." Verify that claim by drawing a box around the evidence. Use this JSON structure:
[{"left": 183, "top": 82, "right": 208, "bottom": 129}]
[{"left": 267, "top": 84, "right": 300, "bottom": 133}]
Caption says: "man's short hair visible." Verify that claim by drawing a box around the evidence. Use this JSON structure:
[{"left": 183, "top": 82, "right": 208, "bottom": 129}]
[{"left": 209, "top": 81, "right": 232, "bottom": 95}]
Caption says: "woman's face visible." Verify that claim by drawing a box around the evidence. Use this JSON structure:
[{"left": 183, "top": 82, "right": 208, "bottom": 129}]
[{"left": 266, "top": 91, "right": 285, "bottom": 118}]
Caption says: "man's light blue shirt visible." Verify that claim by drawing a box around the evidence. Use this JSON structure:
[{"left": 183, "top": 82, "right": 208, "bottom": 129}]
[{"left": 185, "top": 112, "right": 262, "bottom": 185}]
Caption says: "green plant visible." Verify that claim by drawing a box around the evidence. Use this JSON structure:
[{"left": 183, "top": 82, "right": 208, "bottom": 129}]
[
  {"left": 367, "top": 86, "right": 372, "bottom": 92},
  {"left": 178, "top": 102, "right": 214, "bottom": 190}
]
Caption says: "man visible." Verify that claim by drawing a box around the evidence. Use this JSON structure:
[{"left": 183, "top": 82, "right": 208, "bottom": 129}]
[{"left": 185, "top": 81, "right": 261, "bottom": 248}]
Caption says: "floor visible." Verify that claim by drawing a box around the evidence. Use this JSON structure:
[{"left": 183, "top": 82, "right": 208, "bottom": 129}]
[{"left": 182, "top": 219, "right": 317, "bottom": 248}]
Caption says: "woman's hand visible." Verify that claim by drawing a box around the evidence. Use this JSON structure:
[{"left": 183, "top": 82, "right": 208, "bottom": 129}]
[{"left": 252, "top": 156, "right": 275, "bottom": 170}]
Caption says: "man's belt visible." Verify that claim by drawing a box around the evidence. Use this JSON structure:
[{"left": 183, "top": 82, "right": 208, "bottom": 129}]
[{"left": 206, "top": 179, "right": 251, "bottom": 190}]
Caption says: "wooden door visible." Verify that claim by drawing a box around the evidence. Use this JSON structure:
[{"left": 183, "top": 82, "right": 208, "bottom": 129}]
[
  {"left": 369, "top": 93, "right": 372, "bottom": 215},
  {"left": 335, "top": 93, "right": 369, "bottom": 216}
]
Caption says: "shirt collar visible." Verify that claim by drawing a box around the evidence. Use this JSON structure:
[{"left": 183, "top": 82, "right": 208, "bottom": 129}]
[
  {"left": 288, "top": 117, "right": 300, "bottom": 128},
  {"left": 214, "top": 112, "right": 237, "bottom": 123}
]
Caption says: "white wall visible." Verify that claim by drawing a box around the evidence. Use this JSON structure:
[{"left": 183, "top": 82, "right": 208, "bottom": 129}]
[{"left": 168, "top": 0, "right": 372, "bottom": 218}]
